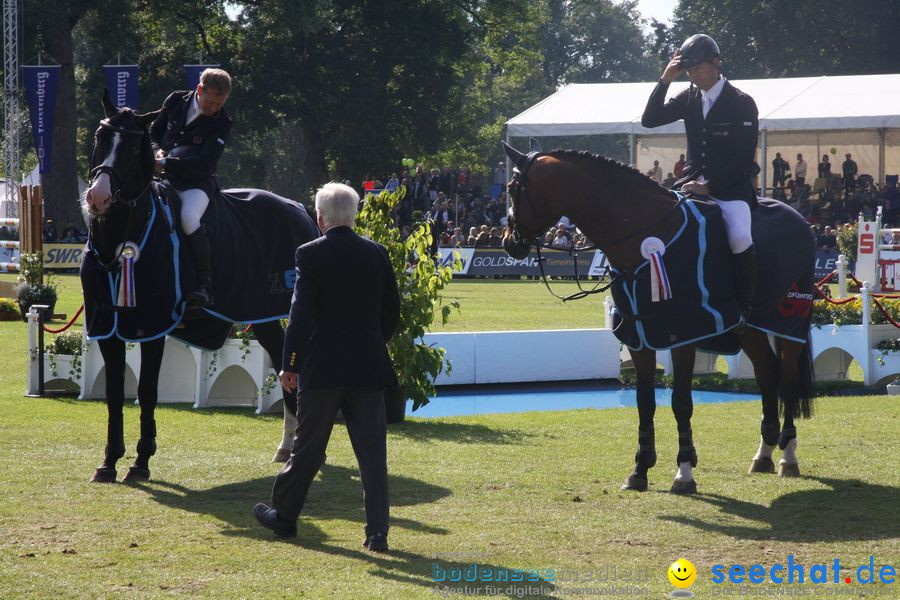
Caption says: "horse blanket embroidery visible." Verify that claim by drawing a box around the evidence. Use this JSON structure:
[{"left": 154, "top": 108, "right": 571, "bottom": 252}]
[
  {"left": 81, "top": 183, "right": 319, "bottom": 349},
  {"left": 610, "top": 197, "right": 815, "bottom": 353}
]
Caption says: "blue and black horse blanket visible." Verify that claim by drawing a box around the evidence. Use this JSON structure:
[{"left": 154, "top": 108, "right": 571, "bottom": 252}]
[
  {"left": 80, "top": 182, "right": 319, "bottom": 349},
  {"left": 610, "top": 197, "right": 815, "bottom": 353}
]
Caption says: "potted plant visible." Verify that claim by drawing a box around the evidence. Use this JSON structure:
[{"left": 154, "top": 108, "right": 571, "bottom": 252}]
[
  {"left": 0, "top": 297, "right": 19, "bottom": 321},
  {"left": 355, "top": 187, "right": 460, "bottom": 422},
  {"left": 15, "top": 252, "right": 57, "bottom": 321}
]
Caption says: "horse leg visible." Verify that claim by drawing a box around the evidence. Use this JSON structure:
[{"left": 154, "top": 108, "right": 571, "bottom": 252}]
[
  {"left": 91, "top": 338, "right": 127, "bottom": 483},
  {"left": 775, "top": 338, "right": 812, "bottom": 477},
  {"left": 123, "top": 337, "right": 165, "bottom": 483},
  {"left": 740, "top": 329, "right": 780, "bottom": 474},
  {"left": 252, "top": 321, "right": 299, "bottom": 463},
  {"left": 670, "top": 346, "right": 698, "bottom": 494},
  {"left": 622, "top": 348, "right": 657, "bottom": 492}
]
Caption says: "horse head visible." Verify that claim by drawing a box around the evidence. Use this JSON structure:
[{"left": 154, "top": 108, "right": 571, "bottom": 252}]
[
  {"left": 84, "top": 89, "right": 159, "bottom": 216},
  {"left": 501, "top": 141, "right": 562, "bottom": 259}
]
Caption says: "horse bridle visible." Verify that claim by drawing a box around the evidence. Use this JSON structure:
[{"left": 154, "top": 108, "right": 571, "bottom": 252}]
[
  {"left": 507, "top": 155, "right": 616, "bottom": 302},
  {"left": 88, "top": 118, "right": 152, "bottom": 272},
  {"left": 89, "top": 118, "right": 152, "bottom": 209}
]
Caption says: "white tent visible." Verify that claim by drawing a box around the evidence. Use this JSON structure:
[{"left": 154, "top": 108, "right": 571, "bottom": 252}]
[{"left": 506, "top": 73, "right": 900, "bottom": 192}]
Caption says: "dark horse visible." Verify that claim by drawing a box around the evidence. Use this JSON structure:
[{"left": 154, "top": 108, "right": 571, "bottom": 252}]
[
  {"left": 81, "top": 91, "right": 318, "bottom": 483},
  {"left": 502, "top": 142, "right": 815, "bottom": 493}
]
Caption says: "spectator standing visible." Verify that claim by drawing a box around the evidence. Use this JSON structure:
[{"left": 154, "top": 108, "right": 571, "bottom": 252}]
[
  {"left": 772, "top": 152, "right": 790, "bottom": 188},
  {"left": 647, "top": 160, "right": 663, "bottom": 183},
  {"left": 842, "top": 153, "right": 858, "bottom": 193},
  {"left": 818, "top": 155, "right": 831, "bottom": 179},
  {"left": 674, "top": 153, "right": 686, "bottom": 178},
  {"left": 794, "top": 153, "right": 807, "bottom": 187}
]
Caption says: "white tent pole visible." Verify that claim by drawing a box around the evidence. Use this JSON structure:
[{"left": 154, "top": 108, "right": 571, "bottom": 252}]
[
  {"left": 879, "top": 128, "right": 886, "bottom": 184},
  {"left": 505, "top": 131, "right": 511, "bottom": 217},
  {"left": 759, "top": 129, "right": 768, "bottom": 198},
  {"left": 629, "top": 134, "right": 636, "bottom": 167}
]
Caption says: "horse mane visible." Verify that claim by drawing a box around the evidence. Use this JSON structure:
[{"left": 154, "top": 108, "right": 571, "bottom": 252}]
[{"left": 547, "top": 149, "right": 677, "bottom": 200}]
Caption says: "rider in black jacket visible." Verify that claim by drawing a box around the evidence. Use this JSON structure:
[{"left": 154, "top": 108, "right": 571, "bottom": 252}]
[
  {"left": 642, "top": 34, "right": 759, "bottom": 322},
  {"left": 150, "top": 68, "right": 232, "bottom": 307}
]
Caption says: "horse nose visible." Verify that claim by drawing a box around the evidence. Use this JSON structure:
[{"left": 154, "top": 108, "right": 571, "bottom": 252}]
[{"left": 86, "top": 185, "right": 110, "bottom": 213}]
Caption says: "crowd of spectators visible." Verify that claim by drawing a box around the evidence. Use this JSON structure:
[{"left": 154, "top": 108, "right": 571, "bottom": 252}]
[{"left": 357, "top": 163, "right": 592, "bottom": 252}]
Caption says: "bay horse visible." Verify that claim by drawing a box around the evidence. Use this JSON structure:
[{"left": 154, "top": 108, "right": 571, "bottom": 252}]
[
  {"left": 81, "top": 90, "right": 318, "bottom": 483},
  {"left": 502, "top": 142, "right": 815, "bottom": 494}
]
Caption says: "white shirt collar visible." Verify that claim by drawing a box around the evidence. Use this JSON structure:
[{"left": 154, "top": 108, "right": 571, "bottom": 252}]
[
  {"left": 700, "top": 75, "right": 726, "bottom": 112},
  {"left": 185, "top": 92, "right": 202, "bottom": 125}
]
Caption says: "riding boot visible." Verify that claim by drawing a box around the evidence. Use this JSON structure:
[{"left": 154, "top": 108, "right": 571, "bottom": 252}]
[
  {"left": 733, "top": 244, "right": 757, "bottom": 324},
  {"left": 186, "top": 226, "right": 214, "bottom": 307}
]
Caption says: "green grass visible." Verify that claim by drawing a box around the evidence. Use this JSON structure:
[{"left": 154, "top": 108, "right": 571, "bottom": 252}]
[
  {"left": 0, "top": 392, "right": 897, "bottom": 598},
  {"left": 2, "top": 273, "right": 896, "bottom": 598}
]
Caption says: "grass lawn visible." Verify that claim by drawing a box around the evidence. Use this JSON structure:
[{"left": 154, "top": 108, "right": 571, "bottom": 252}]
[{"left": 1, "top": 273, "right": 897, "bottom": 598}]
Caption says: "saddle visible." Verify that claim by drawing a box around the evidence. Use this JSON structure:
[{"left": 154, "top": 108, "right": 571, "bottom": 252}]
[{"left": 610, "top": 198, "right": 815, "bottom": 353}]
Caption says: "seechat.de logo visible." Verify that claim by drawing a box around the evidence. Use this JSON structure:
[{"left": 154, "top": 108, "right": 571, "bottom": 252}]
[
  {"left": 711, "top": 555, "right": 896, "bottom": 585},
  {"left": 669, "top": 558, "right": 697, "bottom": 597}
]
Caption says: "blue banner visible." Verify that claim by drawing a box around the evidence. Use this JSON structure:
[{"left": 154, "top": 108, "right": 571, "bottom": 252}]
[
  {"left": 23, "top": 65, "right": 61, "bottom": 174},
  {"left": 183, "top": 64, "right": 219, "bottom": 90},
  {"left": 103, "top": 64, "right": 138, "bottom": 109}
]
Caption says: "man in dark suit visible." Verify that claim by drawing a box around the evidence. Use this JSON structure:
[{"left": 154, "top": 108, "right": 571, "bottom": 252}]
[
  {"left": 254, "top": 182, "right": 400, "bottom": 552},
  {"left": 641, "top": 33, "right": 759, "bottom": 322},
  {"left": 150, "top": 68, "right": 232, "bottom": 307}
]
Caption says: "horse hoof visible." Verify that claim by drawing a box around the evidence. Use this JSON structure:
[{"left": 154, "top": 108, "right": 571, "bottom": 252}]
[
  {"left": 271, "top": 449, "right": 290, "bottom": 463},
  {"left": 90, "top": 467, "right": 117, "bottom": 483},
  {"left": 621, "top": 474, "right": 648, "bottom": 492},
  {"left": 778, "top": 462, "right": 800, "bottom": 477},
  {"left": 122, "top": 466, "right": 150, "bottom": 483},
  {"left": 748, "top": 457, "right": 776, "bottom": 474},
  {"left": 670, "top": 479, "right": 697, "bottom": 495}
]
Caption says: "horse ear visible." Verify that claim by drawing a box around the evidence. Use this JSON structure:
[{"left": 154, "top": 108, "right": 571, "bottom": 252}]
[
  {"left": 529, "top": 137, "right": 543, "bottom": 153},
  {"left": 101, "top": 89, "right": 117, "bottom": 118},
  {"left": 501, "top": 141, "right": 527, "bottom": 172},
  {"left": 135, "top": 109, "right": 162, "bottom": 128}
]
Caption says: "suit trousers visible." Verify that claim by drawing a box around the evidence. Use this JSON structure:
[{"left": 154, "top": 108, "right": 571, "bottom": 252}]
[{"left": 271, "top": 386, "right": 389, "bottom": 535}]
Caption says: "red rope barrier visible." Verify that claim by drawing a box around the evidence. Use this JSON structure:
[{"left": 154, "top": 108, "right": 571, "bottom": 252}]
[
  {"left": 42, "top": 304, "right": 84, "bottom": 334},
  {"left": 815, "top": 269, "right": 838, "bottom": 287},
  {"left": 872, "top": 296, "right": 900, "bottom": 329}
]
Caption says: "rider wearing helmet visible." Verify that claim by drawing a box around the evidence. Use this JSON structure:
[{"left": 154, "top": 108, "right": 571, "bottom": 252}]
[
  {"left": 641, "top": 34, "right": 759, "bottom": 324},
  {"left": 150, "top": 68, "right": 233, "bottom": 307}
]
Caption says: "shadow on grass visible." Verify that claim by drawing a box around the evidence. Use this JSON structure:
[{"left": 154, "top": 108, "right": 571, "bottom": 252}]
[
  {"left": 135, "top": 463, "right": 451, "bottom": 537},
  {"left": 387, "top": 419, "right": 532, "bottom": 445},
  {"left": 285, "top": 543, "right": 559, "bottom": 599},
  {"left": 660, "top": 476, "right": 900, "bottom": 542}
]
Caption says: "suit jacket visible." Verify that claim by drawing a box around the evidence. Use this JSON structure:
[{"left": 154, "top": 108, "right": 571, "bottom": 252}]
[
  {"left": 642, "top": 79, "right": 759, "bottom": 206},
  {"left": 149, "top": 90, "right": 232, "bottom": 193},
  {"left": 283, "top": 226, "right": 400, "bottom": 392}
]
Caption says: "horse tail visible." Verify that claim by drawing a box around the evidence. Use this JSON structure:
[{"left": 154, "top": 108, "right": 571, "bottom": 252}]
[
  {"left": 775, "top": 332, "right": 815, "bottom": 420},
  {"left": 795, "top": 330, "right": 815, "bottom": 418}
]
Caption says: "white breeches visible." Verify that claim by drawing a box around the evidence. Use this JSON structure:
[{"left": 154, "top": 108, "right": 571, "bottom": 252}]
[
  {"left": 177, "top": 188, "right": 209, "bottom": 235},
  {"left": 713, "top": 198, "right": 753, "bottom": 253}
]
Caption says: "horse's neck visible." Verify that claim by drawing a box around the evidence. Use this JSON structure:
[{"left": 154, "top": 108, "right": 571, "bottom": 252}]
[{"left": 564, "top": 182, "right": 679, "bottom": 269}]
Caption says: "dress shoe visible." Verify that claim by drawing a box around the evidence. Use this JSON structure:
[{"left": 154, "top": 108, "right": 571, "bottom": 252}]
[
  {"left": 363, "top": 531, "right": 389, "bottom": 552},
  {"left": 253, "top": 503, "right": 297, "bottom": 538}
]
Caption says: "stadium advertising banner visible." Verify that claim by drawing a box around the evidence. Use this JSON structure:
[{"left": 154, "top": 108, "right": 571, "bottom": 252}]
[
  {"left": 43, "top": 243, "right": 86, "bottom": 270},
  {"left": 103, "top": 64, "right": 139, "bottom": 108},
  {"left": 814, "top": 249, "right": 853, "bottom": 281},
  {"left": 437, "top": 248, "right": 607, "bottom": 278},
  {"left": 23, "top": 65, "right": 62, "bottom": 174}
]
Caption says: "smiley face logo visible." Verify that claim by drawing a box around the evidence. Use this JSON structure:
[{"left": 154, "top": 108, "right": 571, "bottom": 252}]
[{"left": 668, "top": 558, "right": 697, "bottom": 588}]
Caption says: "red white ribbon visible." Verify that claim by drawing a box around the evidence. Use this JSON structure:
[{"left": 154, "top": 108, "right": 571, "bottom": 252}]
[
  {"left": 649, "top": 250, "right": 672, "bottom": 302},
  {"left": 116, "top": 243, "right": 138, "bottom": 307}
]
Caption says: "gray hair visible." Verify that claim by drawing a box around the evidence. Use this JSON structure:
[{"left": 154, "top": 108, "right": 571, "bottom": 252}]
[{"left": 315, "top": 182, "right": 359, "bottom": 228}]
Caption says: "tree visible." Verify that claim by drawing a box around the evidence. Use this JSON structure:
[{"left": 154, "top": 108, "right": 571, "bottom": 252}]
[{"left": 659, "top": 0, "right": 900, "bottom": 79}]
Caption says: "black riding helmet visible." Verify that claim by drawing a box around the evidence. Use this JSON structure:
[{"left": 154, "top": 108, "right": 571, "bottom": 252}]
[{"left": 678, "top": 34, "right": 720, "bottom": 69}]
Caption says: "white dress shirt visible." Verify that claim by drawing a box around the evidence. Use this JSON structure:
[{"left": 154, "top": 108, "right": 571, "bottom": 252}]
[{"left": 700, "top": 75, "right": 726, "bottom": 119}]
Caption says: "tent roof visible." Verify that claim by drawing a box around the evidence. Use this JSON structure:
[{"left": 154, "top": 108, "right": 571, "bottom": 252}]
[{"left": 506, "top": 74, "right": 900, "bottom": 137}]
